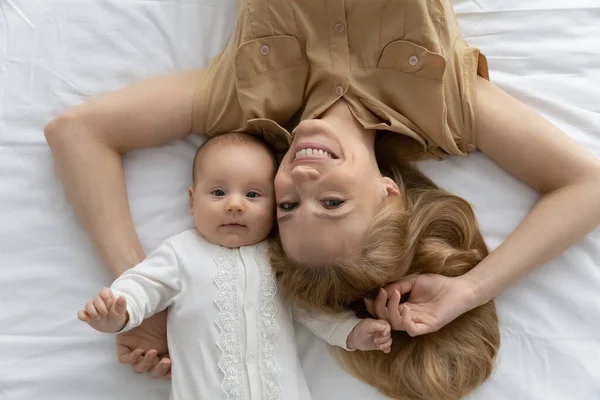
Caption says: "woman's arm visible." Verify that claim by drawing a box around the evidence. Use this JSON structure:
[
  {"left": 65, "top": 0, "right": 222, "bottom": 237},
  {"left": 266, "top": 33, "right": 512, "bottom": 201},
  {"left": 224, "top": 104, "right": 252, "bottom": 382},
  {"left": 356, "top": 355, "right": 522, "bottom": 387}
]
[
  {"left": 369, "top": 77, "right": 600, "bottom": 335},
  {"left": 462, "top": 77, "right": 600, "bottom": 303},
  {"left": 46, "top": 71, "right": 204, "bottom": 377},
  {"left": 45, "top": 70, "right": 203, "bottom": 277}
]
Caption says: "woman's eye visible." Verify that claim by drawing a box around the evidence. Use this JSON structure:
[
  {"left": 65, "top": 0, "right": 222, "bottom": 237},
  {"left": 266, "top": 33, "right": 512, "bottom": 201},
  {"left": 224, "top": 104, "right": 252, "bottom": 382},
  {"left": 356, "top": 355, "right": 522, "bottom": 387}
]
[
  {"left": 322, "top": 199, "right": 345, "bottom": 209},
  {"left": 278, "top": 202, "right": 298, "bottom": 212},
  {"left": 246, "top": 191, "right": 260, "bottom": 198},
  {"left": 212, "top": 189, "right": 226, "bottom": 197}
]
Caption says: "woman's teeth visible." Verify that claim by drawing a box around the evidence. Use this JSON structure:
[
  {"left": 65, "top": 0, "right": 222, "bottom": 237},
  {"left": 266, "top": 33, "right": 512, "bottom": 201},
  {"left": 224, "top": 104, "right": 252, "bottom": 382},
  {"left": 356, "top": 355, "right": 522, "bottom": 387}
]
[{"left": 294, "top": 148, "right": 333, "bottom": 159}]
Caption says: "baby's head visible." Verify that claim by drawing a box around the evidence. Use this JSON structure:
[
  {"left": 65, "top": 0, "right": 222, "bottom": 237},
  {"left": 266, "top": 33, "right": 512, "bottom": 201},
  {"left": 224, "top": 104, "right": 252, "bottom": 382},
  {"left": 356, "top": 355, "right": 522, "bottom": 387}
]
[{"left": 189, "top": 133, "right": 278, "bottom": 248}]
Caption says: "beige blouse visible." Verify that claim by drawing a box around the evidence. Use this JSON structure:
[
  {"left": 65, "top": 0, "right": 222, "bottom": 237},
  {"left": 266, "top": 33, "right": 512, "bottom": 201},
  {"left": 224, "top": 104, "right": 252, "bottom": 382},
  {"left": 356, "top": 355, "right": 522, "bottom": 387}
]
[{"left": 192, "top": 0, "right": 489, "bottom": 160}]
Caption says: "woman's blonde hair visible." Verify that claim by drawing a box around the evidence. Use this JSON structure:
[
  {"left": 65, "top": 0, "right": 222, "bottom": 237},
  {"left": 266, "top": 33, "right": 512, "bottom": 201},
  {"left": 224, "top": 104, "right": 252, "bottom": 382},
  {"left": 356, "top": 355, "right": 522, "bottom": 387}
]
[{"left": 270, "top": 161, "right": 500, "bottom": 400}]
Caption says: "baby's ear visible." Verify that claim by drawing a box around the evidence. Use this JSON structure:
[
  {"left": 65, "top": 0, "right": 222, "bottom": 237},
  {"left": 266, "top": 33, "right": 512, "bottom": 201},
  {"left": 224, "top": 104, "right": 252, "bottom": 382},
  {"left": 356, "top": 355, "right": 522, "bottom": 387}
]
[{"left": 188, "top": 187, "right": 194, "bottom": 215}]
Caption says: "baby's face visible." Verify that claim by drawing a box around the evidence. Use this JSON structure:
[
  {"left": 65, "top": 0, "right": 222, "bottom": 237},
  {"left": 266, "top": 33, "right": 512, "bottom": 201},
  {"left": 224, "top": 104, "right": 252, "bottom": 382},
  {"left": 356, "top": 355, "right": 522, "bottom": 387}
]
[{"left": 189, "top": 141, "right": 276, "bottom": 248}]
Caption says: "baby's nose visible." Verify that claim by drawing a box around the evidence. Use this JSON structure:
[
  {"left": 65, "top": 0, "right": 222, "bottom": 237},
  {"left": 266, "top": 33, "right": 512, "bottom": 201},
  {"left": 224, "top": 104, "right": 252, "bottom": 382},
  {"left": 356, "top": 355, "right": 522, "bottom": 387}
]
[{"left": 226, "top": 198, "right": 244, "bottom": 213}]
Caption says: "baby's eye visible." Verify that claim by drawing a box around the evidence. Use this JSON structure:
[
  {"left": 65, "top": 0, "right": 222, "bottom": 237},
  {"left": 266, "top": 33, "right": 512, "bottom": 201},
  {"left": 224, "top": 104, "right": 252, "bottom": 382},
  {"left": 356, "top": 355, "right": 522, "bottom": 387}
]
[
  {"left": 246, "top": 191, "right": 261, "bottom": 199},
  {"left": 278, "top": 202, "right": 298, "bottom": 212},
  {"left": 321, "top": 199, "right": 345, "bottom": 209},
  {"left": 211, "top": 189, "right": 226, "bottom": 197}
]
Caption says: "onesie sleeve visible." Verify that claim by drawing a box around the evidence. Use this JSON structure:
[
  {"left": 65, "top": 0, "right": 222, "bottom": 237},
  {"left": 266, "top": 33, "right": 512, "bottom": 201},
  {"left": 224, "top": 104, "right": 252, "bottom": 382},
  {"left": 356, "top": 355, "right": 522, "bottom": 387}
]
[
  {"left": 293, "top": 308, "right": 361, "bottom": 351},
  {"left": 110, "top": 239, "right": 183, "bottom": 332}
]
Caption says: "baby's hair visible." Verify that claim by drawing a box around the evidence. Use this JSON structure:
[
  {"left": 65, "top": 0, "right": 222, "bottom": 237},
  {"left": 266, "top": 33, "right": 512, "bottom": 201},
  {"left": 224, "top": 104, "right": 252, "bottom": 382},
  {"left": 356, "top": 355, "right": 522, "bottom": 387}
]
[
  {"left": 270, "top": 161, "right": 500, "bottom": 400},
  {"left": 192, "top": 133, "right": 278, "bottom": 184}
]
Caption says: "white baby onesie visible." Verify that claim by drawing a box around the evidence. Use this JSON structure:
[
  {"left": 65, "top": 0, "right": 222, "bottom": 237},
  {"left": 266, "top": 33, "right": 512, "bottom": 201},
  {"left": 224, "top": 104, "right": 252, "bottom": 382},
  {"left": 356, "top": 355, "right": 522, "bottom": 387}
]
[{"left": 111, "top": 230, "right": 359, "bottom": 400}]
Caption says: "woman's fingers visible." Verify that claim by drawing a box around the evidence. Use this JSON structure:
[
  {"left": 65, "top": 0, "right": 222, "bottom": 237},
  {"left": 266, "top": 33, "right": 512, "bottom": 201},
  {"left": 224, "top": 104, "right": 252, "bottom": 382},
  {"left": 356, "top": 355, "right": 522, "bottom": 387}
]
[
  {"left": 148, "top": 357, "right": 172, "bottom": 379},
  {"left": 384, "top": 276, "right": 418, "bottom": 297},
  {"left": 387, "top": 290, "right": 402, "bottom": 330},
  {"left": 132, "top": 349, "right": 159, "bottom": 374},
  {"left": 400, "top": 305, "right": 417, "bottom": 336},
  {"left": 118, "top": 347, "right": 145, "bottom": 365},
  {"left": 401, "top": 305, "right": 434, "bottom": 337},
  {"left": 364, "top": 298, "right": 375, "bottom": 317},
  {"left": 374, "top": 288, "right": 388, "bottom": 321}
]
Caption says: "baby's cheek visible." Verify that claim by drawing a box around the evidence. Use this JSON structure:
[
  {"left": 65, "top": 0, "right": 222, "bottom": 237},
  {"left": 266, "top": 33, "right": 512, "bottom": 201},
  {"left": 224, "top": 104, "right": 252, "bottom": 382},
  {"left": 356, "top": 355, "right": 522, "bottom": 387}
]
[
  {"left": 258, "top": 205, "right": 275, "bottom": 228},
  {"left": 193, "top": 215, "right": 206, "bottom": 234},
  {"left": 193, "top": 207, "right": 213, "bottom": 232}
]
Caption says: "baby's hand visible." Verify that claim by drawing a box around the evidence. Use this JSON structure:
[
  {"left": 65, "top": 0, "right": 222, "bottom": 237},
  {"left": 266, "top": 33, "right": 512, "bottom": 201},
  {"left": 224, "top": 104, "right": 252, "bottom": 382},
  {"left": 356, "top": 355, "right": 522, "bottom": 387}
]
[
  {"left": 78, "top": 287, "right": 128, "bottom": 333},
  {"left": 346, "top": 319, "right": 392, "bottom": 353}
]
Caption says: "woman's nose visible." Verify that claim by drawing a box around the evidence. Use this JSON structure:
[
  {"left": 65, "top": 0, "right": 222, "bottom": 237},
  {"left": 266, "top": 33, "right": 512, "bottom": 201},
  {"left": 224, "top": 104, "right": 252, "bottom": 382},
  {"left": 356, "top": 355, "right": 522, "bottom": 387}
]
[{"left": 291, "top": 166, "right": 320, "bottom": 183}]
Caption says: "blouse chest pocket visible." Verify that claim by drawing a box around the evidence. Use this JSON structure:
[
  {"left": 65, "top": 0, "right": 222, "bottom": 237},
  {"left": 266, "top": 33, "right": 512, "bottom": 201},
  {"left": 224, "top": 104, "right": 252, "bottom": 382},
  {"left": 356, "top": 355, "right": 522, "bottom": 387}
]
[
  {"left": 377, "top": 40, "right": 446, "bottom": 81},
  {"left": 374, "top": 40, "right": 448, "bottom": 151},
  {"left": 234, "top": 36, "right": 308, "bottom": 125}
]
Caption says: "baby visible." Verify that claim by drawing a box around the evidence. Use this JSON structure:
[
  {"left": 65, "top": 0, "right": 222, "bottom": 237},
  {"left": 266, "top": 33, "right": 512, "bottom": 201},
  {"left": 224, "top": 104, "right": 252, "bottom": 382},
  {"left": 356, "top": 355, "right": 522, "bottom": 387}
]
[{"left": 78, "top": 133, "right": 392, "bottom": 400}]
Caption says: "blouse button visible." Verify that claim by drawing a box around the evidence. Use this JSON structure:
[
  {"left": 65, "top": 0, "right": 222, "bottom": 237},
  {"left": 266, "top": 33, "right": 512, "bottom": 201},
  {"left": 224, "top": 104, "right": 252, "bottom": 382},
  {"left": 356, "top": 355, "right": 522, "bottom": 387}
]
[
  {"left": 245, "top": 302, "right": 254, "bottom": 310},
  {"left": 334, "top": 22, "right": 345, "bottom": 33},
  {"left": 335, "top": 85, "right": 344, "bottom": 96},
  {"left": 408, "top": 55, "right": 419, "bottom": 66},
  {"left": 259, "top": 44, "right": 271, "bottom": 56},
  {"left": 246, "top": 354, "right": 256, "bottom": 364}
]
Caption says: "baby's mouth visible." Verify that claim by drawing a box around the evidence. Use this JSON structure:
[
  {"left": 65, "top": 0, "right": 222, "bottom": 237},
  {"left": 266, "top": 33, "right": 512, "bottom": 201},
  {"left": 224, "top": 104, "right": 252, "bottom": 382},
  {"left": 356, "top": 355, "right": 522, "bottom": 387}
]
[{"left": 221, "top": 223, "right": 247, "bottom": 228}]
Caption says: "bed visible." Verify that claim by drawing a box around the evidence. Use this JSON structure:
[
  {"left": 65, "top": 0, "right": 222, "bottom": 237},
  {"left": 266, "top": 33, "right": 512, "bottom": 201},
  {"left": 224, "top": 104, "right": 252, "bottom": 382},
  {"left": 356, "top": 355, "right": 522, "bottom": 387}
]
[{"left": 1, "top": 0, "right": 599, "bottom": 399}]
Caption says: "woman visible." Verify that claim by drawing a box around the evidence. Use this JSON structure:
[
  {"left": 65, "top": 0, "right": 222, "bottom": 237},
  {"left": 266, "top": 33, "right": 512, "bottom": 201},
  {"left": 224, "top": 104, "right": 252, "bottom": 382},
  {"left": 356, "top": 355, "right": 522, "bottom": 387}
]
[
  {"left": 271, "top": 159, "right": 501, "bottom": 399},
  {"left": 45, "top": 0, "right": 600, "bottom": 390}
]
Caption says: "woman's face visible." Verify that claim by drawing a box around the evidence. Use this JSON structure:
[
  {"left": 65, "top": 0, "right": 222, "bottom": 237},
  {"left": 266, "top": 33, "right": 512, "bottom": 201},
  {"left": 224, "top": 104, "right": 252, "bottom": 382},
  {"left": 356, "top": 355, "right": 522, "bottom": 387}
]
[{"left": 274, "top": 102, "right": 399, "bottom": 266}]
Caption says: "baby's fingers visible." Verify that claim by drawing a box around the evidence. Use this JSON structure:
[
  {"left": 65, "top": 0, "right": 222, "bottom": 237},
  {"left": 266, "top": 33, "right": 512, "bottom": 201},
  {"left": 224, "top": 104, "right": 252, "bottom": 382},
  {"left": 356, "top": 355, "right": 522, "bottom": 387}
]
[
  {"left": 374, "top": 327, "right": 391, "bottom": 343},
  {"left": 85, "top": 301, "right": 99, "bottom": 320},
  {"left": 371, "top": 319, "right": 391, "bottom": 336},
  {"left": 374, "top": 334, "right": 388, "bottom": 346},
  {"left": 380, "top": 321, "right": 391, "bottom": 336},
  {"left": 93, "top": 296, "right": 108, "bottom": 318},
  {"left": 109, "top": 295, "right": 127, "bottom": 317},
  {"left": 99, "top": 287, "right": 113, "bottom": 302},
  {"left": 379, "top": 338, "right": 393, "bottom": 354}
]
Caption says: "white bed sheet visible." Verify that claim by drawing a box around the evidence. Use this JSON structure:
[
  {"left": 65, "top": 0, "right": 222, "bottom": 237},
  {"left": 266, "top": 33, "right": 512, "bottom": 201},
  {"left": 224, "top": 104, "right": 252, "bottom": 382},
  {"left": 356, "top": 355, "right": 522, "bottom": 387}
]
[{"left": 1, "top": 0, "right": 599, "bottom": 399}]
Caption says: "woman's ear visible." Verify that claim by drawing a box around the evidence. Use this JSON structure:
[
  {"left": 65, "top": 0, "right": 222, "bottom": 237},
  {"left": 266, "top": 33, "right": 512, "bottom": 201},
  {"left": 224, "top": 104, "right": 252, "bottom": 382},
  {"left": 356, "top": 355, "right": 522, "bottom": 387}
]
[
  {"left": 381, "top": 177, "right": 400, "bottom": 197},
  {"left": 188, "top": 186, "right": 194, "bottom": 215}
]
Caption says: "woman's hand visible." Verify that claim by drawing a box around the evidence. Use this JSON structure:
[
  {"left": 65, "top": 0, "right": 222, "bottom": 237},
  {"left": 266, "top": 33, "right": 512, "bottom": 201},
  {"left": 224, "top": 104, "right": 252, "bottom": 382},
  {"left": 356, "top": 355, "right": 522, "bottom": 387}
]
[
  {"left": 116, "top": 310, "right": 172, "bottom": 379},
  {"left": 364, "top": 274, "right": 479, "bottom": 336}
]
